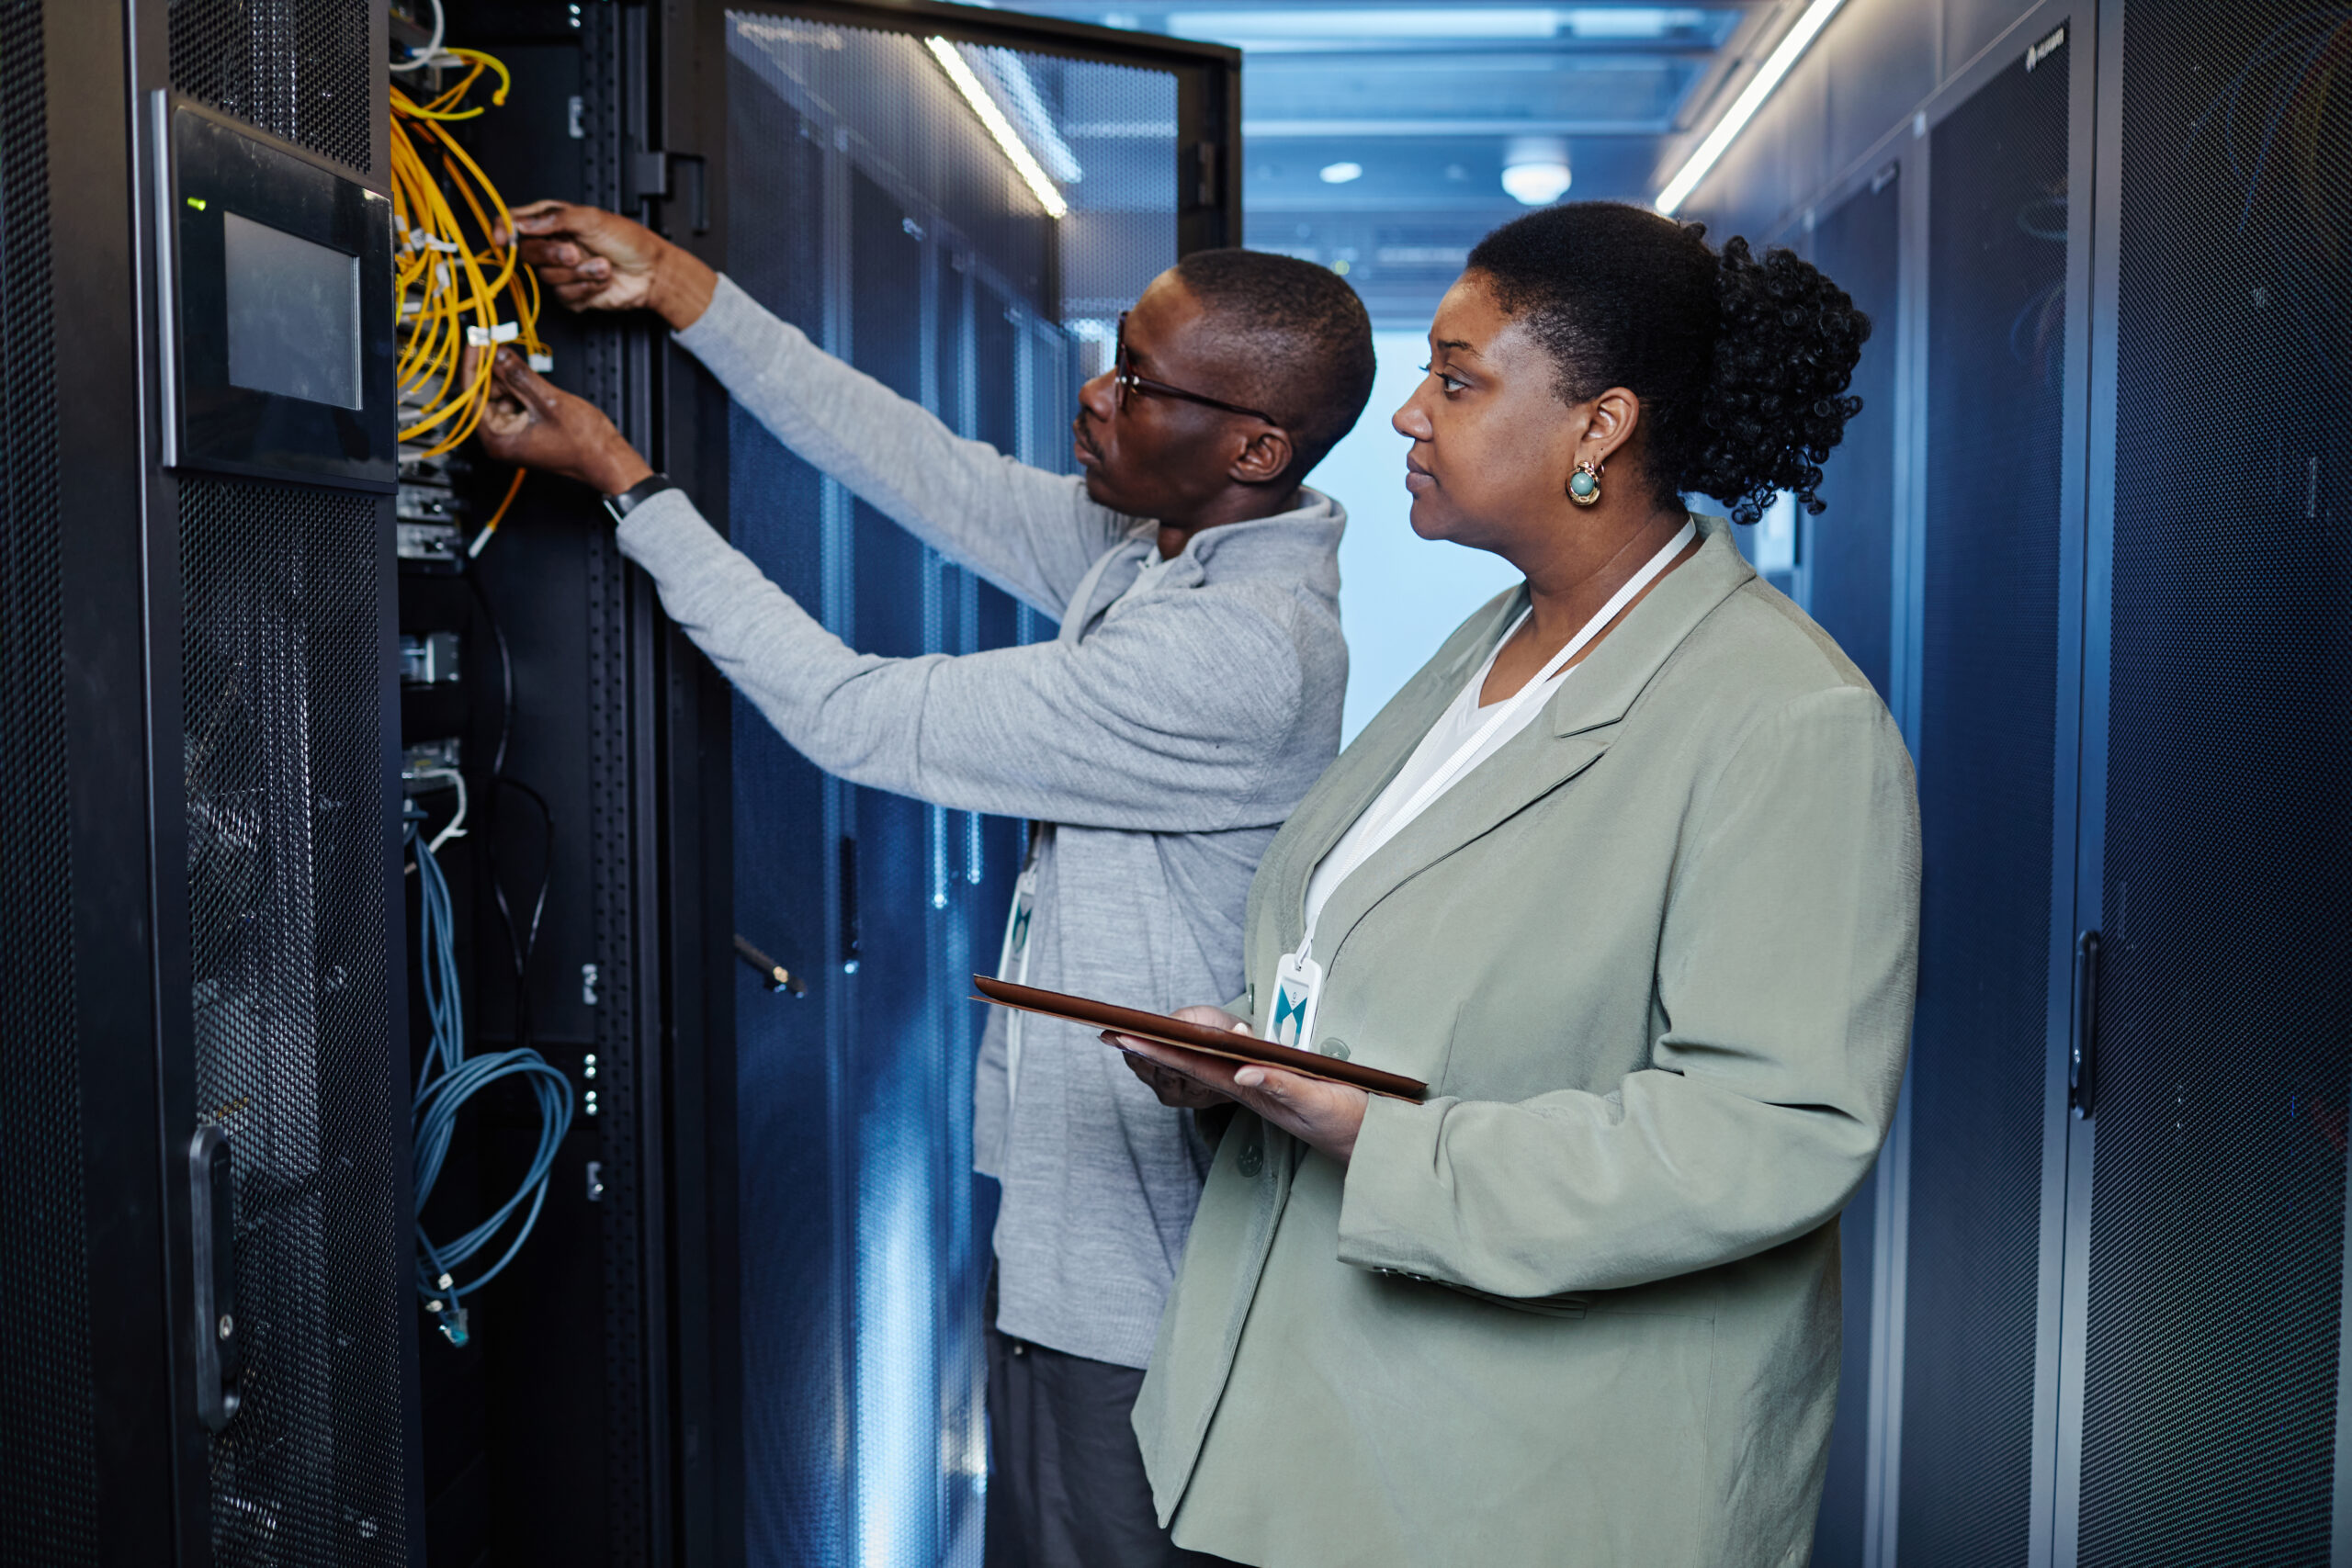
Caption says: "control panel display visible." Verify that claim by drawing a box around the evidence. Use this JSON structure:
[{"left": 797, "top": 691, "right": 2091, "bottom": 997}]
[
  {"left": 160, "top": 96, "right": 395, "bottom": 489},
  {"left": 223, "top": 212, "right": 362, "bottom": 411}
]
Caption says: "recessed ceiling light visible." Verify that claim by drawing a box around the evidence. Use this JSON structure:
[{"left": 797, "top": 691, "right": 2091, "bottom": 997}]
[
  {"left": 1319, "top": 161, "right": 1364, "bottom": 185},
  {"left": 1501, "top": 136, "right": 1571, "bottom": 206}
]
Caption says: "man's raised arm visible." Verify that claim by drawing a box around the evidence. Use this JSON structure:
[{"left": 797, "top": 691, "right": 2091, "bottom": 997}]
[{"left": 505, "top": 199, "right": 1128, "bottom": 620}]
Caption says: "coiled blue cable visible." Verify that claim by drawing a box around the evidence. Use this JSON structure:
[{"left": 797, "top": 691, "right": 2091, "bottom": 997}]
[{"left": 409, "top": 812, "right": 574, "bottom": 1345}]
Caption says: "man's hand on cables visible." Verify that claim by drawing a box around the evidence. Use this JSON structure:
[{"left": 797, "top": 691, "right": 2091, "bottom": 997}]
[
  {"left": 501, "top": 199, "right": 718, "bottom": 332},
  {"left": 466, "top": 344, "right": 653, "bottom": 500}
]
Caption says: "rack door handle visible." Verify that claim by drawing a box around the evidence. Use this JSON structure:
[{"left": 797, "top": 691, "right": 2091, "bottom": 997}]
[
  {"left": 189, "top": 1126, "right": 242, "bottom": 1431},
  {"left": 839, "top": 835, "right": 861, "bottom": 974},
  {"left": 733, "top": 933, "right": 806, "bottom": 997},
  {"left": 2070, "top": 930, "right": 2102, "bottom": 1119}
]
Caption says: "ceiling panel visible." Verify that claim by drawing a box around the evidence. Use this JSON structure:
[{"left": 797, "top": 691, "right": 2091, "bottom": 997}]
[{"left": 990, "top": 0, "right": 1778, "bottom": 321}]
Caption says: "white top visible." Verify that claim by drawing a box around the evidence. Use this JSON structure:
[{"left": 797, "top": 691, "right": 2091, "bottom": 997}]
[{"left": 1301, "top": 618, "right": 1555, "bottom": 936}]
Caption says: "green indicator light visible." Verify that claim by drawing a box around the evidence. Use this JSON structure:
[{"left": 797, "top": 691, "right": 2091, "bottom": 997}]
[{"left": 185, "top": 197, "right": 208, "bottom": 210}]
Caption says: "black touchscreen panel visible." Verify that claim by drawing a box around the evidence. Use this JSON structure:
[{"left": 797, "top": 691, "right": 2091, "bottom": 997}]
[{"left": 162, "top": 97, "right": 394, "bottom": 489}]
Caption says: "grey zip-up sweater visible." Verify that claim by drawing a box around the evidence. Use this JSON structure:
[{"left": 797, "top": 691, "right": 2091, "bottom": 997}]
[{"left": 616, "top": 275, "right": 1349, "bottom": 1368}]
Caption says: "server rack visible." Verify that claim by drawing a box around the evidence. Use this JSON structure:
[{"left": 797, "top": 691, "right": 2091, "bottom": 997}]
[
  {"left": 1802, "top": 159, "right": 1903, "bottom": 1568},
  {"left": 2058, "top": 3, "right": 2352, "bottom": 1562},
  {"left": 1758, "top": 0, "right": 2350, "bottom": 1562},
  {"left": 388, "top": 6, "right": 714, "bottom": 1559},
  {"left": 8, "top": 0, "right": 424, "bottom": 1563}
]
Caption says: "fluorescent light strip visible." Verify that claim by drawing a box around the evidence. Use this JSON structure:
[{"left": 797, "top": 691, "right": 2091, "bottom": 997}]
[
  {"left": 1654, "top": 0, "right": 1846, "bottom": 217},
  {"left": 926, "top": 37, "right": 1069, "bottom": 220}
]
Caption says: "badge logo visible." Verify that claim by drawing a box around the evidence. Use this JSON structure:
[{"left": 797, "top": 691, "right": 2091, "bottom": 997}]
[{"left": 1271, "top": 981, "right": 1310, "bottom": 1046}]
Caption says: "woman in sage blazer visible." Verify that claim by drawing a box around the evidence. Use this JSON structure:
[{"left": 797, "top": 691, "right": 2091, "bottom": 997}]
[{"left": 1111, "top": 204, "right": 1918, "bottom": 1568}]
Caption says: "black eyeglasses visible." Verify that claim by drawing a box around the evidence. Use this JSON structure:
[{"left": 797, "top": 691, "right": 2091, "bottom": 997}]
[{"left": 1113, "top": 311, "right": 1280, "bottom": 426}]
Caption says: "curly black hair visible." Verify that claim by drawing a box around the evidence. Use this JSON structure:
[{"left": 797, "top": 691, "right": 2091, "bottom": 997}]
[{"left": 1464, "top": 202, "right": 1870, "bottom": 526}]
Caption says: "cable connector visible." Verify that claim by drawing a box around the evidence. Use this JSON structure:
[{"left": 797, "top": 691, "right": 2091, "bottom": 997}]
[
  {"left": 465, "top": 321, "right": 521, "bottom": 347},
  {"left": 436, "top": 1303, "right": 469, "bottom": 1348}
]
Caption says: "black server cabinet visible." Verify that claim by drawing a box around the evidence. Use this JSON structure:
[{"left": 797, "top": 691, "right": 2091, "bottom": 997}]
[
  {"left": 1896, "top": 28, "right": 2087, "bottom": 1568},
  {"left": 388, "top": 7, "right": 738, "bottom": 1564},
  {"left": 1762, "top": 2, "right": 2352, "bottom": 1562},
  {"left": 2056, "top": 3, "right": 2352, "bottom": 1563},
  {"left": 0, "top": 1, "right": 104, "bottom": 1563},
  {"left": 1802, "top": 162, "right": 1903, "bottom": 1568},
  {"left": 10, "top": 0, "right": 424, "bottom": 1563}
]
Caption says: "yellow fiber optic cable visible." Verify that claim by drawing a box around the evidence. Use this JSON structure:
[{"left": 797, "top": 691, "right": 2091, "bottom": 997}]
[{"left": 390, "top": 51, "right": 542, "bottom": 525}]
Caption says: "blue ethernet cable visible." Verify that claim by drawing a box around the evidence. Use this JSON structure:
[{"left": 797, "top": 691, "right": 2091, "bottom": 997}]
[{"left": 407, "top": 807, "right": 574, "bottom": 1346}]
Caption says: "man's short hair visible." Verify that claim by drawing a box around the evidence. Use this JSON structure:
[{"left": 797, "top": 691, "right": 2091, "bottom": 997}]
[{"left": 1171, "top": 248, "right": 1377, "bottom": 481}]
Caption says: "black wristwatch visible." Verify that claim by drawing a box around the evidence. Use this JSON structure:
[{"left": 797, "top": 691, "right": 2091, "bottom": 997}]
[{"left": 603, "top": 472, "right": 678, "bottom": 524}]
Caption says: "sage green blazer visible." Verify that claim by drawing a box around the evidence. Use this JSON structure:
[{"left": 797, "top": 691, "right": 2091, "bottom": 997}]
[{"left": 1132, "top": 515, "right": 1921, "bottom": 1568}]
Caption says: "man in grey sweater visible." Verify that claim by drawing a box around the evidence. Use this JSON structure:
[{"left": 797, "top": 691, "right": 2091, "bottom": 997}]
[{"left": 470, "top": 201, "right": 1373, "bottom": 1567}]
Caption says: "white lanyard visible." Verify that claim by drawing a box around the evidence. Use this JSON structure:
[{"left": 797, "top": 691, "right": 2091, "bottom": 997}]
[
  {"left": 1264, "top": 517, "right": 1696, "bottom": 1052},
  {"left": 997, "top": 825, "right": 1047, "bottom": 1104}
]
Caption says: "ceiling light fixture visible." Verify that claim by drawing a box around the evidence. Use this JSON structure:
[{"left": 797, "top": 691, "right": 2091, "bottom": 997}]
[
  {"left": 1654, "top": 0, "right": 1846, "bottom": 216},
  {"left": 1501, "top": 136, "right": 1572, "bottom": 206},
  {"left": 1319, "top": 161, "right": 1364, "bottom": 184},
  {"left": 926, "top": 36, "right": 1069, "bottom": 219}
]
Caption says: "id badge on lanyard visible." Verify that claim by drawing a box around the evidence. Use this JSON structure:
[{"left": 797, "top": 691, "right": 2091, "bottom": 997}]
[
  {"left": 1268, "top": 948, "right": 1323, "bottom": 1052},
  {"left": 998, "top": 828, "right": 1046, "bottom": 1103}
]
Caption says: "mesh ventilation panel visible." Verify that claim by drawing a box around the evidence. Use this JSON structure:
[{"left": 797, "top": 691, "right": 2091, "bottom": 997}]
[
  {"left": 1806, "top": 173, "right": 1901, "bottom": 703},
  {"left": 723, "top": 13, "right": 1179, "bottom": 1565},
  {"left": 182, "top": 476, "right": 405, "bottom": 1566},
  {"left": 168, "top": 0, "right": 373, "bottom": 174},
  {"left": 2074, "top": 6, "right": 2352, "bottom": 1563},
  {"left": 1896, "top": 42, "right": 2071, "bottom": 1568},
  {"left": 0, "top": 1, "right": 98, "bottom": 1561},
  {"left": 1805, "top": 175, "right": 1901, "bottom": 1568}
]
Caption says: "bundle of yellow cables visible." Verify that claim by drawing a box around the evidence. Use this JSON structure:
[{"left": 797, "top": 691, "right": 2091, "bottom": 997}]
[{"left": 391, "top": 49, "right": 542, "bottom": 547}]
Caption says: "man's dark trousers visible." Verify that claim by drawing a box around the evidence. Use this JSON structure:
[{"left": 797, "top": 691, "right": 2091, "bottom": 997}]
[{"left": 982, "top": 1293, "right": 1240, "bottom": 1568}]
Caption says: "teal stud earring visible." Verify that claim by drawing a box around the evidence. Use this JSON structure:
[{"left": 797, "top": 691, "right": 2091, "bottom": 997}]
[{"left": 1567, "top": 457, "right": 1604, "bottom": 508}]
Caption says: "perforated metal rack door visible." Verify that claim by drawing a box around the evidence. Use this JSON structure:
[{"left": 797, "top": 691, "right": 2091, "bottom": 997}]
[
  {"left": 1897, "top": 44, "right": 2072, "bottom": 1568},
  {"left": 721, "top": 11, "right": 1184, "bottom": 1563},
  {"left": 1803, "top": 173, "right": 1899, "bottom": 1568},
  {"left": 0, "top": 2, "right": 100, "bottom": 1562},
  {"left": 181, "top": 476, "right": 405, "bottom": 1567},
  {"left": 1806, "top": 174, "right": 1900, "bottom": 704},
  {"left": 167, "top": 0, "right": 373, "bottom": 174},
  {"left": 2073, "top": 5, "right": 2352, "bottom": 1562}
]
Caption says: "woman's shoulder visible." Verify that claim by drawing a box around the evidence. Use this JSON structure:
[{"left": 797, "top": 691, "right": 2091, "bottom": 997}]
[
  {"left": 1675, "top": 573, "right": 1882, "bottom": 705},
  {"left": 1633, "top": 574, "right": 1903, "bottom": 774}
]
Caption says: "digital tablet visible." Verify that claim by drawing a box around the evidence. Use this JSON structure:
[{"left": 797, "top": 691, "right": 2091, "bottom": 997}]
[{"left": 972, "top": 975, "right": 1428, "bottom": 1100}]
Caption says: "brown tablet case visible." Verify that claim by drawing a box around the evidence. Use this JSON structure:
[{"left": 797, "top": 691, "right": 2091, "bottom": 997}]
[{"left": 972, "top": 975, "right": 1428, "bottom": 1100}]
